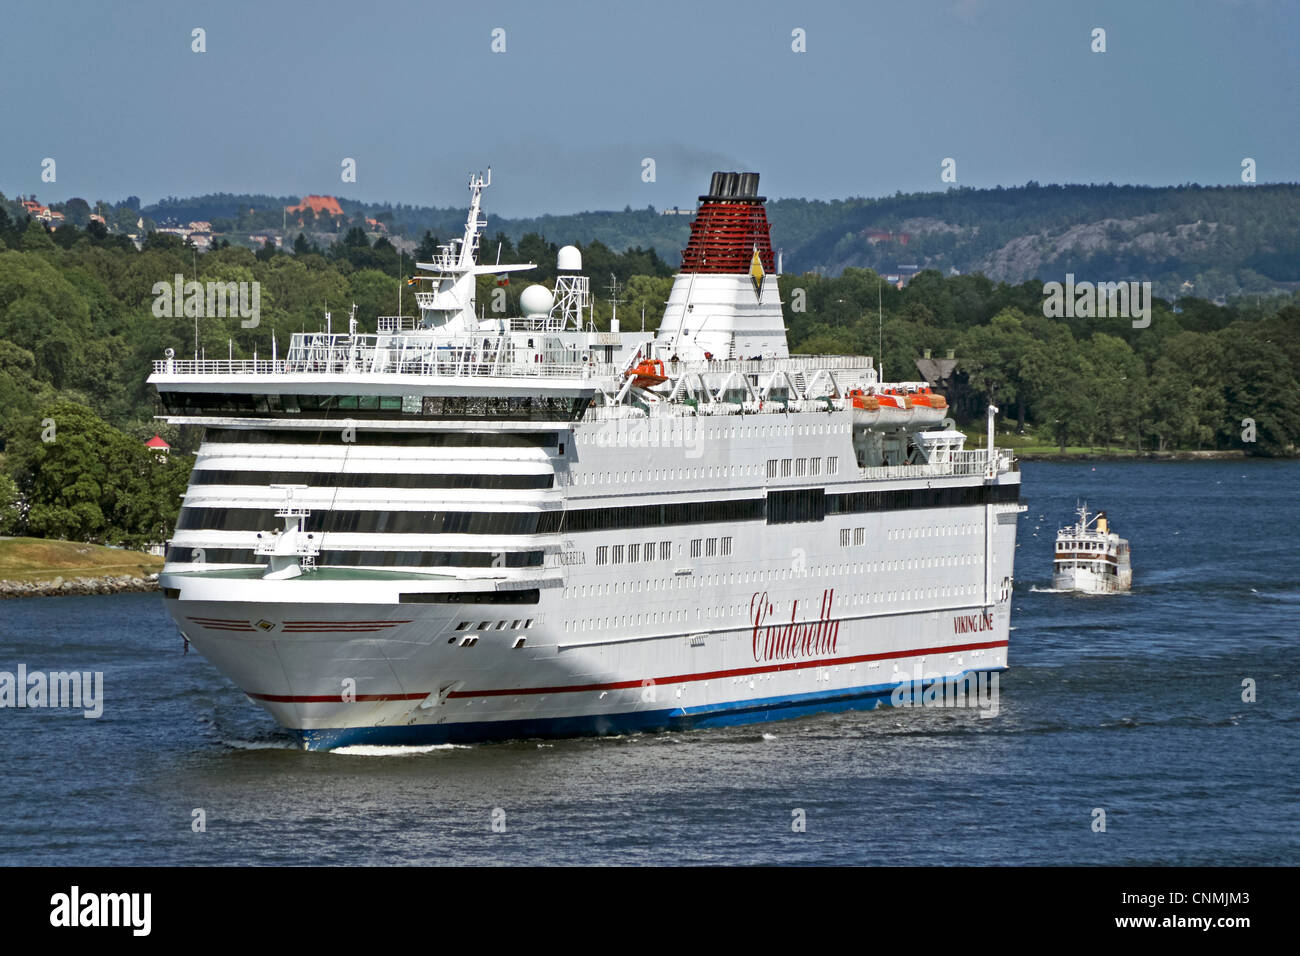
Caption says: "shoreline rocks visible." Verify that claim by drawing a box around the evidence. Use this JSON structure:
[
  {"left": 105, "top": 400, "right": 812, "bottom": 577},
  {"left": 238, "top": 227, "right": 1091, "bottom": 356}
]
[{"left": 0, "top": 573, "right": 160, "bottom": 600}]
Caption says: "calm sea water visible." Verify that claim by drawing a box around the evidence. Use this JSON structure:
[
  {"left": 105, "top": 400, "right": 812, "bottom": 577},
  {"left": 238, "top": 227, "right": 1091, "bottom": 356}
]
[{"left": 2, "top": 460, "right": 1296, "bottom": 866}]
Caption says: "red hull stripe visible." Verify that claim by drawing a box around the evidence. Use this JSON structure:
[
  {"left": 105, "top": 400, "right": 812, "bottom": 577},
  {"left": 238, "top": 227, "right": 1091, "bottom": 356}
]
[
  {"left": 244, "top": 639, "right": 1008, "bottom": 704},
  {"left": 283, "top": 621, "right": 412, "bottom": 626}
]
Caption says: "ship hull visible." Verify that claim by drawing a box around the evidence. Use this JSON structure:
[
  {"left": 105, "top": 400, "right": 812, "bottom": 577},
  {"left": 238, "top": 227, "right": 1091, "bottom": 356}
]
[
  {"left": 1052, "top": 566, "right": 1132, "bottom": 593},
  {"left": 290, "top": 671, "right": 1005, "bottom": 748},
  {"left": 166, "top": 589, "right": 1012, "bottom": 750}
]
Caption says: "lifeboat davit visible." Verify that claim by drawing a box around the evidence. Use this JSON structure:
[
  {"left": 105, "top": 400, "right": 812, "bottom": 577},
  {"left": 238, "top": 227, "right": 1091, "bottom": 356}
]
[{"left": 625, "top": 358, "right": 668, "bottom": 389}]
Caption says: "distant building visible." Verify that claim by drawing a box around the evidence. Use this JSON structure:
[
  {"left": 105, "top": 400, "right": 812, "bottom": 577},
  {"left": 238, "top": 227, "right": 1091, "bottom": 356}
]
[
  {"left": 21, "top": 198, "right": 53, "bottom": 222},
  {"left": 364, "top": 217, "right": 388, "bottom": 233},
  {"left": 915, "top": 350, "right": 959, "bottom": 387},
  {"left": 863, "top": 229, "right": 911, "bottom": 245},
  {"left": 145, "top": 434, "right": 171, "bottom": 460},
  {"left": 285, "top": 195, "right": 345, "bottom": 222},
  {"left": 660, "top": 207, "right": 695, "bottom": 216}
]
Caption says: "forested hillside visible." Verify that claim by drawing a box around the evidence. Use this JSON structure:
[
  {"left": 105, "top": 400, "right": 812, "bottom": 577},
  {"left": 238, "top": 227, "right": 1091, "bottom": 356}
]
[{"left": 118, "top": 182, "right": 1300, "bottom": 302}]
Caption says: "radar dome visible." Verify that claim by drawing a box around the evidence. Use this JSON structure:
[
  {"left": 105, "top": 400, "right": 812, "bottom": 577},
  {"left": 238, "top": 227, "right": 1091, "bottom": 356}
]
[
  {"left": 557, "top": 245, "right": 582, "bottom": 271},
  {"left": 519, "top": 284, "right": 554, "bottom": 318}
]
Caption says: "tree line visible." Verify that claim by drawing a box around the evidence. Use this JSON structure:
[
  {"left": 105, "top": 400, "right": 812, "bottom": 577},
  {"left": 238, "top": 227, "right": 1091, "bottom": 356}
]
[{"left": 0, "top": 212, "right": 1296, "bottom": 546}]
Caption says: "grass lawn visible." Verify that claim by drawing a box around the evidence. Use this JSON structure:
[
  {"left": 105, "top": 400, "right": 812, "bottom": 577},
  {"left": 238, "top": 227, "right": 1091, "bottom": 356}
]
[
  {"left": 957, "top": 428, "right": 1138, "bottom": 457},
  {"left": 0, "top": 537, "right": 163, "bottom": 584}
]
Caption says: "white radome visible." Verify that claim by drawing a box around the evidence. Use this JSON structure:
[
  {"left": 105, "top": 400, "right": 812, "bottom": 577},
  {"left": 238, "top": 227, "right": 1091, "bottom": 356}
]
[
  {"left": 556, "top": 245, "right": 582, "bottom": 272},
  {"left": 519, "top": 284, "right": 554, "bottom": 317}
]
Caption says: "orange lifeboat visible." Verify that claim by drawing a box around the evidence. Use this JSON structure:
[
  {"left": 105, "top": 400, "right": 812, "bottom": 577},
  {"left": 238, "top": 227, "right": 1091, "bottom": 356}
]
[
  {"left": 877, "top": 388, "right": 911, "bottom": 410},
  {"left": 849, "top": 388, "right": 879, "bottom": 411},
  {"left": 625, "top": 358, "right": 668, "bottom": 389},
  {"left": 908, "top": 386, "right": 948, "bottom": 411},
  {"left": 907, "top": 386, "right": 948, "bottom": 426},
  {"left": 850, "top": 388, "right": 883, "bottom": 427}
]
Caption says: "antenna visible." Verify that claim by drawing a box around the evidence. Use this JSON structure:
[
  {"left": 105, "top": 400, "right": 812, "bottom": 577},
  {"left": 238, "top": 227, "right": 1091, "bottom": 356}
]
[
  {"left": 608, "top": 274, "right": 622, "bottom": 325},
  {"left": 877, "top": 277, "right": 884, "bottom": 381}
]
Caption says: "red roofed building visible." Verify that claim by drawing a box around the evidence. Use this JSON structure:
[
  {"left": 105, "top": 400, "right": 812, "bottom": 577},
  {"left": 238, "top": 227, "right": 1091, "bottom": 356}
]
[
  {"left": 285, "top": 195, "right": 345, "bottom": 222},
  {"left": 21, "top": 198, "right": 52, "bottom": 222},
  {"left": 145, "top": 434, "right": 171, "bottom": 459}
]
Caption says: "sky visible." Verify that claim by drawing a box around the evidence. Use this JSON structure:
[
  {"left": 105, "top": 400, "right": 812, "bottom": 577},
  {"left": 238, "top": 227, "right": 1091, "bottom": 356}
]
[{"left": 2, "top": 0, "right": 1297, "bottom": 216}]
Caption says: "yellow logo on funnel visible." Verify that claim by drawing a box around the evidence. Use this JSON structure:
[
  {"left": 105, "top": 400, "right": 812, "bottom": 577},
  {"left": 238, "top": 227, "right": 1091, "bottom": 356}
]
[{"left": 749, "top": 248, "right": 765, "bottom": 300}]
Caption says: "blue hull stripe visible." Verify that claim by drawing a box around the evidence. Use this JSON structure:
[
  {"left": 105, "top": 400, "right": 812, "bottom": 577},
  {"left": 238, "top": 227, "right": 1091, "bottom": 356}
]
[{"left": 296, "top": 669, "right": 1005, "bottom": 750}]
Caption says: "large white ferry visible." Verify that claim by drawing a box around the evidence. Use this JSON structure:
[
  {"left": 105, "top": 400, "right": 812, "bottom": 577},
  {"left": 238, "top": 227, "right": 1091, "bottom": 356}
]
[{"left": 150, "top": 170, "right": 1024, "bottom": 749}]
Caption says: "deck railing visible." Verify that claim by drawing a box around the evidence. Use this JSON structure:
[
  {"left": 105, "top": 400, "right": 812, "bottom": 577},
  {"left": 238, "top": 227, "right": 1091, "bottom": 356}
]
[{"left": 152, "top": 335, "right": 879, "bottom": 382}]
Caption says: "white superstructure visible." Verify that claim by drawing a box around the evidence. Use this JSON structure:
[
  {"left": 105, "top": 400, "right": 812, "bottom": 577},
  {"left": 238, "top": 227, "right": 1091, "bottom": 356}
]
[{"left": 150, "top": 170, "right": 1024, "bottom": 749}]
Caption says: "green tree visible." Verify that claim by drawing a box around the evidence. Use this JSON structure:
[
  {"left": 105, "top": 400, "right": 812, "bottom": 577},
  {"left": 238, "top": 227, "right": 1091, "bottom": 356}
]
[{"left": 5, "top": 401, "right": 191, "bottom": 546}]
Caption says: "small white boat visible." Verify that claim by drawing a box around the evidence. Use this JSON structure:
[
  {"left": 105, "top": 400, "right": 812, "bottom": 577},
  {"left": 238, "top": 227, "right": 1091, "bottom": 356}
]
[{"left": 1052, "top": 504, "right": 1132, "bottom": 593}]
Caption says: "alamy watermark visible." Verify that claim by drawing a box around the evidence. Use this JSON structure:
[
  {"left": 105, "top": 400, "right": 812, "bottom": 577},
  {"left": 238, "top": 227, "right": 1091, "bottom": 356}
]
[
  {"left": 152, "top": 273, "right": 260, "bottom": 328},
  {"left": 890, "top": 667, "right": 999, "bottom": 717},
  {"left": 1042, "top": 273, "right": 1151, "bottom": 328},
  {"left": 0, "top": 664, "right": 103, "bottom": 718},
  {"left": 50, "top": 886, "right": 150, "bottom": 936}
]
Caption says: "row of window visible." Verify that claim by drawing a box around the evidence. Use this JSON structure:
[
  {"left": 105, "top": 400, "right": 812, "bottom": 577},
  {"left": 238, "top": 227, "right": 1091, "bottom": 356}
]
[
  {"left": 175, "top": 486, "right": 1019, "bottom": 538},
  {"left": 165, "top": 393, "right": 585, "bottom": 422},
  {"left": 574, "top": 456, "right": 841, "bottom": 487},
  {"left": 595, "top": 541, "right": 675, "bottom": 566},
  {"left": 189, "top": 469, "right": 553, "bottom": 490},
  {"left": 564, "top": 498, "right": 766, "bottom": 533},
  {"left": 398, "top": 589, "right": 540, "bottom": 604},
  {"left": 576, "top": 464, "right": 759, "bottom": 485},
  {"left": 840, "top": 527, "right": 867, "bottom": 547},
  {"left": 768, "top": 488, "right": 826, "bottom": 524},
  {"left": 827, "top": 484, "right": 1020, "bottom": 515},
  {"left": 164, "top": 546, "right": 545, "bottom": 568},
  {"left": 766, "top": 456, "right": 839, "bottom": 479},
  {"left": 175, "top": 507, "right": 563, "bottom": 536},
  {"left": 577, "top": 421, "right": 850, "bottom": 446},
  {"left": 203, "top": 427, "right": 560, "bottom": 448},
  {"left": 689, "top": 536, "right": 733, "bottom": 558},
  {"left": 453, "top": 619, "right": 536, "bottom": 631},
  {"left": 887, "top": 524, "right": 983, "bottom": 540}
]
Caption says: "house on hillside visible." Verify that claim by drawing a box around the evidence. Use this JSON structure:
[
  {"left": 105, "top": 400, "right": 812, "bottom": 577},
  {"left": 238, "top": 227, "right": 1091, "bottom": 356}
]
[
  {"left": 285, "top": 195, "right": 346, "bottom": 226},
  {"left": 145, "top": 434, "right": 171, "bottom": 460}
]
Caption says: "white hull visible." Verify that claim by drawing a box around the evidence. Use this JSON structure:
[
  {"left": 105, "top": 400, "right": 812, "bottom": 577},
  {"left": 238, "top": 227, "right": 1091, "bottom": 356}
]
[
  {"left": 1052, "top": 566, "right": 1131, "bottom": 593},
  {"left": 161, "top": 410, "right": 1022, "bottom": 748}
]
